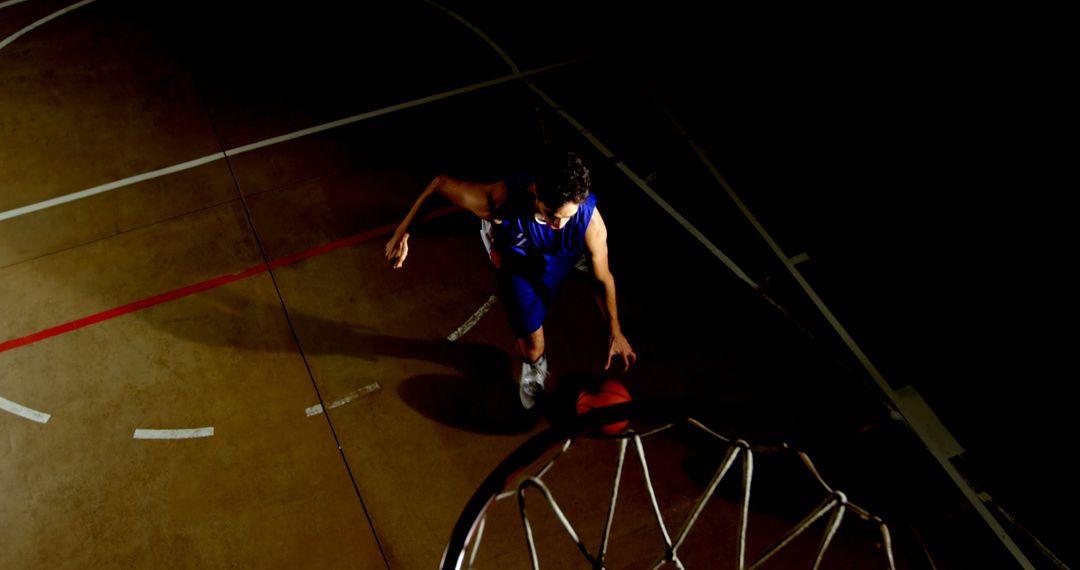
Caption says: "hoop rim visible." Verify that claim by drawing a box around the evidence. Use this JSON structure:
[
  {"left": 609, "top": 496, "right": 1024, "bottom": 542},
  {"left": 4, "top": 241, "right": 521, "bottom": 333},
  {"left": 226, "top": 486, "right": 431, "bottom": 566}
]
[{"left": 439, "top": 400, "right": 686, "bottom": 570}]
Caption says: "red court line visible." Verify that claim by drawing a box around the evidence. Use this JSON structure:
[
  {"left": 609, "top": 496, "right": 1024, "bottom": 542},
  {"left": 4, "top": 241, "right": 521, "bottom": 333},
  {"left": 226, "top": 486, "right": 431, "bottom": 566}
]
[{"left": 0, "top": 207, "right": 459, "bottom": 354}]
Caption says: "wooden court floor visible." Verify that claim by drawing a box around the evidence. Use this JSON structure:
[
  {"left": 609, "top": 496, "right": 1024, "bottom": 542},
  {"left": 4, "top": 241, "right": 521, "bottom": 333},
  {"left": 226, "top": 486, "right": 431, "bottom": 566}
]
[{"left": 2, "top": 1, "right": 1024, "bottom": 568}]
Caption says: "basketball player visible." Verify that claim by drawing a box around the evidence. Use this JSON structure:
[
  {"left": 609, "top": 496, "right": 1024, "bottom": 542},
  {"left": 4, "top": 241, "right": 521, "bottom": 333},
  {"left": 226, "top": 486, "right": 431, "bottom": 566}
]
[{"left": 385, "top": 149, "right": 636, "bottom": 409}]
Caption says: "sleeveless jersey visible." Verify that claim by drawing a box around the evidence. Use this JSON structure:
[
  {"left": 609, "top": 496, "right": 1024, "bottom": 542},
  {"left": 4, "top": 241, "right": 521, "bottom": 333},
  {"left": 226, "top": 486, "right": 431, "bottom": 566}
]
[{"left": 492, "top": 173, "right": 597, "bottom": 289}]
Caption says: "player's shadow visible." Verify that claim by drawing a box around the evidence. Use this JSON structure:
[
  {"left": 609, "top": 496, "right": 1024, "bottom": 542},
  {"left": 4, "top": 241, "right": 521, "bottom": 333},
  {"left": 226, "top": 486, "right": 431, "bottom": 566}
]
[
  {"left": 393, "top": 347, "right": 538, "bottom": 435},
  {"left": 151, "top": 287, "right": 537, "bottom": 434},
  {"left": 308, "top": 318, "right": 537, "bottom": 434},
  {"left": 537, "top": 370, "right": 605, "bottom": 426}
]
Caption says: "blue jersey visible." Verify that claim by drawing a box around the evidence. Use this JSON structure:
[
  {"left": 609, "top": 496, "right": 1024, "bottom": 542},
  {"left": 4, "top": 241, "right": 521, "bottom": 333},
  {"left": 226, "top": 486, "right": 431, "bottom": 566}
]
[{"left": 493, "top": 173, "right": 597, "bottom": 290}]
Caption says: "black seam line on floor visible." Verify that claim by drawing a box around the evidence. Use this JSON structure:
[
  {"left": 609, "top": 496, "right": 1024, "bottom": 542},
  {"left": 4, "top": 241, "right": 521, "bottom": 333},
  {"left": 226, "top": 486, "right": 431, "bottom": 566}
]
[
  {"left": 0, "top": 197, "right": 240, "bottom": 272},
  {"left": 1, "top": 165, "right": 346, "bottom": 271},
  {"left": 2, "top": 167, "right": 403, "bottom": 273},
  {"left": 0, "top": 61, "right": 580, "bottom": 225},
  {"left": 195, "top": 91, "right": 391, "bottom": 570},
  {"left": 0, "top": 206, "right": 457, "bottom": 359}
]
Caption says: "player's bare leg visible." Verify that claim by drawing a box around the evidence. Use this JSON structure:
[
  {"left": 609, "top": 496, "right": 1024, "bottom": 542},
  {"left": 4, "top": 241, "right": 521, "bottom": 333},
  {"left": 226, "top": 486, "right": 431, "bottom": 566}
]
[{"left": 517, "top": 327, "right": 547, "bottom": 409}]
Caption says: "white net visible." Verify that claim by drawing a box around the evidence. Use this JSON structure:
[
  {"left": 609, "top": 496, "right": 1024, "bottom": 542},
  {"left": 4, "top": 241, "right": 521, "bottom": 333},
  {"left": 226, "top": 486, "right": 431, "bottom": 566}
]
[{"left": 444, "top": 412, "right": 900, "bottom": 570}]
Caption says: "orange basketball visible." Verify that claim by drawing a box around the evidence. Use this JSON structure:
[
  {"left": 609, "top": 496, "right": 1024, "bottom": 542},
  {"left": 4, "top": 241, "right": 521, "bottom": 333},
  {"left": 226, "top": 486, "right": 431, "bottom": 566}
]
[{"left": 576, "top": 380, "right": 632, "bottom": 435}]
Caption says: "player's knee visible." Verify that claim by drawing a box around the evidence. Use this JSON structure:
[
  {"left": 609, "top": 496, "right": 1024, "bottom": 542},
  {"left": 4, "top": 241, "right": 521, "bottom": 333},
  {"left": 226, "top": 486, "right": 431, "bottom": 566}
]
[{"left": 518, "top": 336, "right": 544, "bottom": 362}]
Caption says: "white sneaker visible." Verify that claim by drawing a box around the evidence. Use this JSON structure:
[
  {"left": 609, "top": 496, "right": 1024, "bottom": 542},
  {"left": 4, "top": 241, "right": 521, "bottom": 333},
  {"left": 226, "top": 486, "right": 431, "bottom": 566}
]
[{"left": 519, "top": 356, "right": 549, "bottom": 409}]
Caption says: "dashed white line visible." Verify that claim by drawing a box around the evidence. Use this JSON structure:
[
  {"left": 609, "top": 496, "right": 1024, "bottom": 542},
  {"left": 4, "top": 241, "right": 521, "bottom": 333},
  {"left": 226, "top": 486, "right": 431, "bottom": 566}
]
[
  {"left": 447, "top": 295, "right": 497, "bottom": 341},
  {"left": 305, "top": 382, "right": 381, "bottom": 417},
  {"left": 0, "top": 396, "right": 51, "bottom": 423},
  {"left": 133, "top": 427, "right": 214, "bottom": 440}
]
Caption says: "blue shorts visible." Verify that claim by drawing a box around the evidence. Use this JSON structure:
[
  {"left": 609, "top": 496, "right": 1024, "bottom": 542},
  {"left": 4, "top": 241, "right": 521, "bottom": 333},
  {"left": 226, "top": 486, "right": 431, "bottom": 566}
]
[
  {"left": 497, "top": 269, "right": 552, "bottom": 338},
  {"left": 496, "top": 254, "right": 589, "bottom": 338}
]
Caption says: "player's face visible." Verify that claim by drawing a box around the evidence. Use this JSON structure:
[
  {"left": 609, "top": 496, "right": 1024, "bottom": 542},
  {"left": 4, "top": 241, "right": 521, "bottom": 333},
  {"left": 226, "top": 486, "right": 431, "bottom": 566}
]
[{"left": 534, "top": 199, "right": 579, "bottom": 230}]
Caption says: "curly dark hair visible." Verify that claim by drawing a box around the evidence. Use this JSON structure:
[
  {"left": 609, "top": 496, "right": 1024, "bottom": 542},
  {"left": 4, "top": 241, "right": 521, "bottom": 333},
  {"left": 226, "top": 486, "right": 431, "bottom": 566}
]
[{"left": 533, "top": 149, "right": 591, "bottom": 207}]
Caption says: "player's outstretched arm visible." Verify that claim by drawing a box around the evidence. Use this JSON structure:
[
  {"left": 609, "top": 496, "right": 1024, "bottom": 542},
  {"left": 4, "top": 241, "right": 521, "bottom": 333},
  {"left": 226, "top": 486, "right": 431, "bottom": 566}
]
[{"left": 385, "top": 175, "right": 501, "bottom": 269}]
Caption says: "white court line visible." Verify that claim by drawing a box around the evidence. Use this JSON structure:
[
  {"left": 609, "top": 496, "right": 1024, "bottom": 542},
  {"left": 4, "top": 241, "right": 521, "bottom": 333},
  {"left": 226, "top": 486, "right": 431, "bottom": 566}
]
[
  {"left": 0, "top": 0, "right": 96, "bottom": 51},
  {"left": 0, "top": 154, "right": 225, "bottom": 221},
  {"left": 447, "top": 295, "right": 497, "bottom": 341},
  {"left": 133, "top": 427, "right": 214, "bottom": 439},
  {"left": 0, "top": 396, "right": 51, "bottom": 423},
  {"left": 305, "top": 382, "right": 381, "bottom": 417},
  {"left": 0, "top": 61, "right": 573, "bottom": 223},
  {"left": 0, "top": 0, "right": 34, "bottom": 10}
]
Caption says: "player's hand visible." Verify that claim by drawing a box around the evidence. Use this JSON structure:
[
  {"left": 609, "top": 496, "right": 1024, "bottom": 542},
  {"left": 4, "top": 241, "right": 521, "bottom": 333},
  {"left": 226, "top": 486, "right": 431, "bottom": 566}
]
[
  {"left": 604, "top": 333, "right": 637, "bottom": 371},
  {"left": 385, "top": 231, "right": 409, "bottom": 269}
]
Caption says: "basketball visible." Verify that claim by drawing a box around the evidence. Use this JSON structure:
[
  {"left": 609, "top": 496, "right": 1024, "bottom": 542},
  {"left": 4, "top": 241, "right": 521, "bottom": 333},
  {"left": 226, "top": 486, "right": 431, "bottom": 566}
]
[{"left": 576, "top": 380, "right": 632, "bottom": 435}]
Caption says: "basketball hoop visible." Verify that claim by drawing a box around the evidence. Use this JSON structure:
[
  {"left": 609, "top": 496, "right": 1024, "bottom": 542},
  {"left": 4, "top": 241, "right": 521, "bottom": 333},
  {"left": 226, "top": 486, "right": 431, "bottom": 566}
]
[{"left": 440, "top": 401, "right": 898, "bottom": 570}]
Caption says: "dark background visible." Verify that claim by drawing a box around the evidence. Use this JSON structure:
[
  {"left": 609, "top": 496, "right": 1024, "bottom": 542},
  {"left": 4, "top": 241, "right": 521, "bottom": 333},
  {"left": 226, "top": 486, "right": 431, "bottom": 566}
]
[{"left": 447, "top": 2, "right": 1072, "bottom": 566}]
